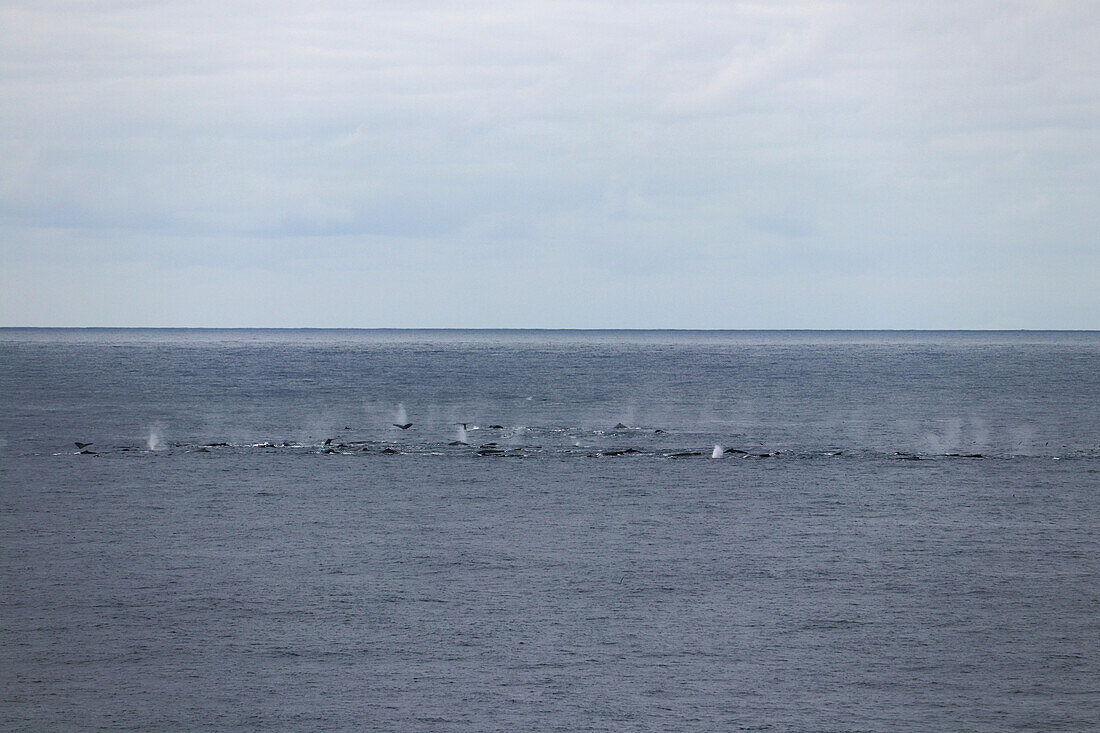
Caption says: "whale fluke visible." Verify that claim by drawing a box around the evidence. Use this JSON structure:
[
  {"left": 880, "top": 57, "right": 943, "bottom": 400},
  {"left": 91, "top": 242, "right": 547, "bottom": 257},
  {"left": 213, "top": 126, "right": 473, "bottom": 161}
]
[
  {"left": 393, "top": 423, "right": 413, "bottom": 430},
  {"left": 74, "top": 442, "right": 93, "bottom": 449}
]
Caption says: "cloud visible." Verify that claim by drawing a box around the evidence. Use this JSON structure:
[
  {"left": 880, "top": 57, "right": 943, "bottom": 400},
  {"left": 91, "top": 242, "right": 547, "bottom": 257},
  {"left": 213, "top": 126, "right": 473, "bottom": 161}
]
[{"left": 0, "top": 0, "right": 1097, "bottom": 326}]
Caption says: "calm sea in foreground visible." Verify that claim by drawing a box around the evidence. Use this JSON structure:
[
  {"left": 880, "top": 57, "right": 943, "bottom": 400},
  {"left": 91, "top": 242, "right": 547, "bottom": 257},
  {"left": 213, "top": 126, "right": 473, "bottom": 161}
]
[{"left": 1, "top": 329, "right": 1098, "bottom": 731}]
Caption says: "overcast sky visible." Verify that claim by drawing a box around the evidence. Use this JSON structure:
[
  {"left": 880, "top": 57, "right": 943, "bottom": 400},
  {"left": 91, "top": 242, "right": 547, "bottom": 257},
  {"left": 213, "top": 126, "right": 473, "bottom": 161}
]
[{"left": 1, "top": 0, "right": 1097, "bottom": 328}]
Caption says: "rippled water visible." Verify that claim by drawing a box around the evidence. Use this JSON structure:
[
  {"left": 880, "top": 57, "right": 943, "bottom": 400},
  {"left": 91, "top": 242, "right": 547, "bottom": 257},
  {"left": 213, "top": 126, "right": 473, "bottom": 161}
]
[{"left": 2, "top": 330, "right": 1098, "bottom": 731}]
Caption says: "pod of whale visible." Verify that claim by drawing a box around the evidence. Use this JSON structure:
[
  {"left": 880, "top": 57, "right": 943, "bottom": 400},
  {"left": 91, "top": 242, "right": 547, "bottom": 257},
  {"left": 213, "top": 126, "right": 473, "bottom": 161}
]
[
  {"left": 59, "top": 440, "right": 1034, "bottom": 461},
  {"left": 55, "top": 424, "right": 1032, "bottom": 462}
]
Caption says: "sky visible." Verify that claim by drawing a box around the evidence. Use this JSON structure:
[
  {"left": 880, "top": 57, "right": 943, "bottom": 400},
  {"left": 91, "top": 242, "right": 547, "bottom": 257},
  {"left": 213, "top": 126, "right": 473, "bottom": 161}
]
[{"left": 1, "top": 0, "right": 1097, "bottom": 328}]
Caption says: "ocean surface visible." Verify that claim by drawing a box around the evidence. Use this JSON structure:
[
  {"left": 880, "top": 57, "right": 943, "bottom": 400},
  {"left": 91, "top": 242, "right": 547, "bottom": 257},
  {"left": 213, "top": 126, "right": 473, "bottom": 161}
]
[{"left": 1, "top": 329, "right": 1098, "bottom": 731}]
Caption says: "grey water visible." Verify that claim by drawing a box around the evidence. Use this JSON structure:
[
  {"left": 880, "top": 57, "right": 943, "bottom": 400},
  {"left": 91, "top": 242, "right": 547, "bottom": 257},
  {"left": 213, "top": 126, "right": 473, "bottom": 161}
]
[{"left": 1, "top": 329, "right": 1098, "bottom": 731}]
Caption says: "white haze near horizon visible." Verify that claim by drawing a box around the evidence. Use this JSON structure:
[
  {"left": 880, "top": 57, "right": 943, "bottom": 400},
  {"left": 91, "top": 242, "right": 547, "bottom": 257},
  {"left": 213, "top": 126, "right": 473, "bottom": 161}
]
[{"left": 1, "top": 1, "right": 1097, "bottom": 328}]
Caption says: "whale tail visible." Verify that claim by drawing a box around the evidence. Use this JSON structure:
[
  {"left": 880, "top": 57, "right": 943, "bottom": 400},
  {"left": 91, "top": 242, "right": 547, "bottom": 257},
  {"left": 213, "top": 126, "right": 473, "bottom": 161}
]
[
  {"left": 393, "top": 423, "right": 413, "bottom": 430},
  {"left": 74, "top": 441, "right": 93, "bottom": 449}
]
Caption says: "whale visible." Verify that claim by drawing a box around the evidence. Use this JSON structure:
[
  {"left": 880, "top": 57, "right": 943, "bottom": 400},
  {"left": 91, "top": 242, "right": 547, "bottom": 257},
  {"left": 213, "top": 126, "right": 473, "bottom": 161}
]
[
  {"left": 392, "top": 423, "right": 413, "bottom": 430},
  {"left": 74, "top": 442, "right": 93, "bottom": 449}
]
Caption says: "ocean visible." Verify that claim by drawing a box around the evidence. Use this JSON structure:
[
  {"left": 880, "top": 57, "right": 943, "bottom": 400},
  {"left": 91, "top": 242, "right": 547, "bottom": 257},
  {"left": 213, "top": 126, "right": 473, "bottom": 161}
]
[{"left": 1, "top": 329, "right": 1098, "bottom": 731}]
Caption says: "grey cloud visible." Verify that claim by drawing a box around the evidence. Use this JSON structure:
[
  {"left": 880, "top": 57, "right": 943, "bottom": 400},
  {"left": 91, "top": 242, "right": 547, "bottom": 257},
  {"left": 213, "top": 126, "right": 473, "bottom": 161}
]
[{"left": 1, "top": 0, "right": 1097, "bottom": 326}]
